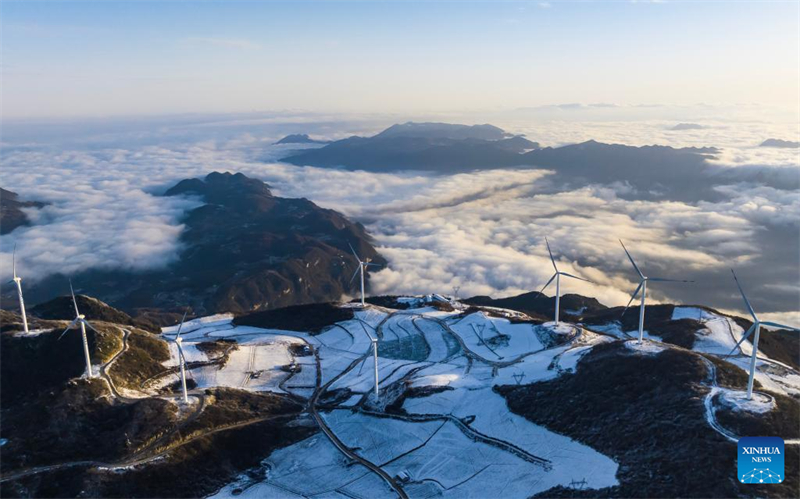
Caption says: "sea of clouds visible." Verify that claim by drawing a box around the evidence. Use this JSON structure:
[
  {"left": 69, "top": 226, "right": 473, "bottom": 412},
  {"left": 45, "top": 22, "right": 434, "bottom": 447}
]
[{"left": 1, "top": 110, "right": 798, "bottom": 324}]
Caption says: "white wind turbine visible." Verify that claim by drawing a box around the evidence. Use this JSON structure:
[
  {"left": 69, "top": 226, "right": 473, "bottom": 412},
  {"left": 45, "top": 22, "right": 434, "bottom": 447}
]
[
  {"left": 9, "top": 244, "right": 29, "bottom": 334},
  {"left": 534, "top": 238, "right": 592, "bottom": 325},
  {"left": 172, "top": 310, "right": 190, "bottom": 403},
  {"left": 620, "top": 240, "right": 693, "bottom": 344},
  {"left": 58, "top": 281, "right": 98, "bottom": 378},
  {"left": 726, "top": 270, "right": 799, "bottom": 400},
  {"left": 349, "top": 243, "right": 380, "bottom": 307},
  {"left": 371, "top": 336, "right": 380, "bottom": 397}
]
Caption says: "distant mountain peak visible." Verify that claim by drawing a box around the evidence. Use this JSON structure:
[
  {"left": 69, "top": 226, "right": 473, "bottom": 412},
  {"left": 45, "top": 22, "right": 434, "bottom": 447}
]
[
  {"left": 165, "top": 171, "right": 275, "bottom": 212},
  {"left": 374, "top": 122, "right": 511, "bottom": 141},
  {"left": 760, "top": 138, "right": 799, "bottom": 148},
  {"left": 670, "top": 123, "right": 706, "bottom": 131},
  {"left": 275, "top": 134, "right": 329, "bottom": 145}
]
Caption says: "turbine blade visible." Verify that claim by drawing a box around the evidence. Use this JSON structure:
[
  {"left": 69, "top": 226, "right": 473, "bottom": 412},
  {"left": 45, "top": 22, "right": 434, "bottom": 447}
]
[
  {"left": 350, "top": 266, "right": 360, "bottom": 284},
  {"left": 69, "top": 279, "right": 80, "bottom": 317},
  {"left": 560, "top": 272, "right": 592, "bottom": 283},
  {"left": 532, "top": 273, "right": 557, "bottom": 301},
  {"left": 761, "top": 321, "right": 800, "bottom": 332},
  {"left": 365, "top": 262, "right": 382, "bottom": 268},
  {"left": 619, "top": 239, "right": 644, "bottom": 279},
  {"left": 725, "top": 323, "right": 757, "bottom": 357},
  {"left": 176, "top": 309, "right": 188, "bottom": 339},
  {"left": 621, "top": 280, "right": 644, "bottom": 317},
  {"left": 58, "top": 319, "right": 79, "bottom": 340},
  {"left": 648, "top": 277, "right": 694, "bottom": 283},
  {"left": 731, "top": 269, "right": 758, "bottom": 322},
  {"left": 545, "top": 237, "right": 558, "bottom": 272},
  {"left": 348, "top": 242, "right": 361, "bottom": 263},
  {"left": 83, "top": 320, "right": 101, "bottom": 335},
  {"left": 177, "top": 343, "right": 187, "bottom": 363}
]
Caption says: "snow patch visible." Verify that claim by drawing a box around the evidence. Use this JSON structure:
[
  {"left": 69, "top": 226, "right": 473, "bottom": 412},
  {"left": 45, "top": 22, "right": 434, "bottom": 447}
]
[
  {"left": 624, "top": 340, "right": 665, "bottom": 355},
  {"left": 717, "top": 389, "right": 776, "bottom": 414},
  {"left": 410, "top": 373, "right": 460, "bottom": 388},
  {"left": 671, "top": 307, "right": 716, "bottom": 322},
  {"left": 12, "top": 328, "right": 54, "bottom": 337}
]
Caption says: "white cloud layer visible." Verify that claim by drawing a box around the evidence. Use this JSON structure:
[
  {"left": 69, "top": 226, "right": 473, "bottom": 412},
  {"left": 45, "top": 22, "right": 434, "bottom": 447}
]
[{"left": 1, "top": 113, "right": 797, "bottom": 322}]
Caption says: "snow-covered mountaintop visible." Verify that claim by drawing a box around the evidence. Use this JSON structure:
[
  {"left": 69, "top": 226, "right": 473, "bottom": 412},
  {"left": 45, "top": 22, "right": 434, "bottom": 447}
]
[{"left": 152, "top": 299, "right": 798, "bottom": 498}]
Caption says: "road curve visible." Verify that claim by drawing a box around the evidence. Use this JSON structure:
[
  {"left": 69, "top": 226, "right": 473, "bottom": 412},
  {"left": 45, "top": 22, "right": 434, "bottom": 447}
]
[{"left": 309, "top": 308, "right": 409, "bottom": 499}]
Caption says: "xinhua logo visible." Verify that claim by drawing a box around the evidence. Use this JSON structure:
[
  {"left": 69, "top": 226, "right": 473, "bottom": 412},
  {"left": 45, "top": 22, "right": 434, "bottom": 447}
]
[{"left": 738, "top": 437, "right": 784, "bottom": 484}]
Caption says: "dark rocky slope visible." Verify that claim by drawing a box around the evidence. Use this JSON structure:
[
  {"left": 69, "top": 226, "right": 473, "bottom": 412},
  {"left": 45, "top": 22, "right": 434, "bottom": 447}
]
[
  {"left": 0, "top": 187, "right": 45, "bottom": 235},
  {"left": 0, "top": 300, "right": 313, "bottom": 499},
  {"left": 499, "top": 341, "right": 799, "bottom": 498},
  {"left": 11, "top": 172, "right": 385, "bottom": 316},
  {"left": 465, "top": 291, "right": 607, "bottom": 322},
  {"left": 30, "top": 294, "right": 159, "bottom": 332}
]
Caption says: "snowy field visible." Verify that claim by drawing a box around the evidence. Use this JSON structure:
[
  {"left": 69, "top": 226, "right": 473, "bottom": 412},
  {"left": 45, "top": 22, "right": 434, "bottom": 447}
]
[
  {"left": 671, "top": 307, "right": 800, "bottom": 398},
  {"left": 166, "top": 300, "right": 621, "bottom": 498},
  {"left": 589, "top": 307, "right": 800, "bottom": 399},
  {"left": 156, "top": 299, "right": 799, "bottom": 499}
]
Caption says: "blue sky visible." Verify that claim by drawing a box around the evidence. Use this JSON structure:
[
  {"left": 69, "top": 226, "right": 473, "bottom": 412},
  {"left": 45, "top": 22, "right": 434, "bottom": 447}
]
[{"left": 2, "top": 1, "right": 798, "bottom": 118}]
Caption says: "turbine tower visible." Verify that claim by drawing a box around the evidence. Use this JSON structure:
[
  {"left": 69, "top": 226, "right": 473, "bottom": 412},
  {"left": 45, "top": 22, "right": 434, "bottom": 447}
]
[
  {"left": 349, "top": 243, "right": 380, "bottom": 307},
  {"left": 620, "top": 240, "right": 693, "bottom": 344},
  {"left": 371, "top": 336, "right": 379, "bottom": 397},
  {"left": 10, "top": 245, "right": 29, "bottom": 333},
  {"left": 726, "top": 270, "right": 799, "bottom": 399},
  {"left": 534, "top": 238, "right": 592, "bottom": 325},
  {"left": 58, "top": 281, "right": 98, "bottom": 378},
  {"left": 172, "top": 310, "right": 190, "bottom": 403}
]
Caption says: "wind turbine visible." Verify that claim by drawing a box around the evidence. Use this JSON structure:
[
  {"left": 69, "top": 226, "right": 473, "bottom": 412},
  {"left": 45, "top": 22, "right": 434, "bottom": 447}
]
[
  {"left": 58, "top": 281, "right": 97, "bottom": 378},
  {"left": 349, "top": 243, "right": 380, "bottom": 307},
  {"left": 9, "top": 244, "right": 29, "bottom": 333},
  {"left": 371, "top": 336, "right": 379, "bottom": 397},
  {"left": 172, "top": 310, "right": 190, "bottom": 403},
  {"left": 726, "top": 270, "right": 799, "bottom": 400},
  {"left": 620, "top": 240, "right": 693, "bottom": 344},
  {"left": 534, "top": 238, "right": 592, "bottom": 325}
]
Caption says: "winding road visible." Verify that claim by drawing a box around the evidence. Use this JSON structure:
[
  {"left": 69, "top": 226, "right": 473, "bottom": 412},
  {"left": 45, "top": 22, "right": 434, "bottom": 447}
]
[
  {"left": 9, "top": 303, "right": 797, "bottom": 495},
  {"left": 1, "top": 326, "right": 208, "bottom": 483},
  {"left": 307, "top": 309, "right": 410, "bottom": 499}
]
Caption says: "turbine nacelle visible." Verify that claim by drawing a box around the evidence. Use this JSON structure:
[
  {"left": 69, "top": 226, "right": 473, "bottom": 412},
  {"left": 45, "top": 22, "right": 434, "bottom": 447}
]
[
  {"left": 10, "top": 243, "right": 29, "bottom": 333},
  {"left": 348, "top": 243, "right": 382, "bottom": 307},
  {"left": 726, "top": 270, "right": 798, "bottom": 357},
  {"left": 619, "top": 239, "right": 693, "bottom": 317},
  {"left": 172, "top": 309, "right": 190, "bottom": 403},
  {"left": 619, "top": 240, "right": 693, "bottom": 344},
  {"left": 533, "top": 237, "right": 592, "bottom": 325},
  {"left": 59, "top": 279, "right": 96, "bottom": 378}
]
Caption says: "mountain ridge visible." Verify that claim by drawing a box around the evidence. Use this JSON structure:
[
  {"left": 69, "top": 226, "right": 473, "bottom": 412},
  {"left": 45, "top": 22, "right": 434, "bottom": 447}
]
[
  {"left": 4, "top": 172, "right": 385, "bottom": 317},
  {"left": 0, "top": 188, "right": 46, "bottom": 235}
]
